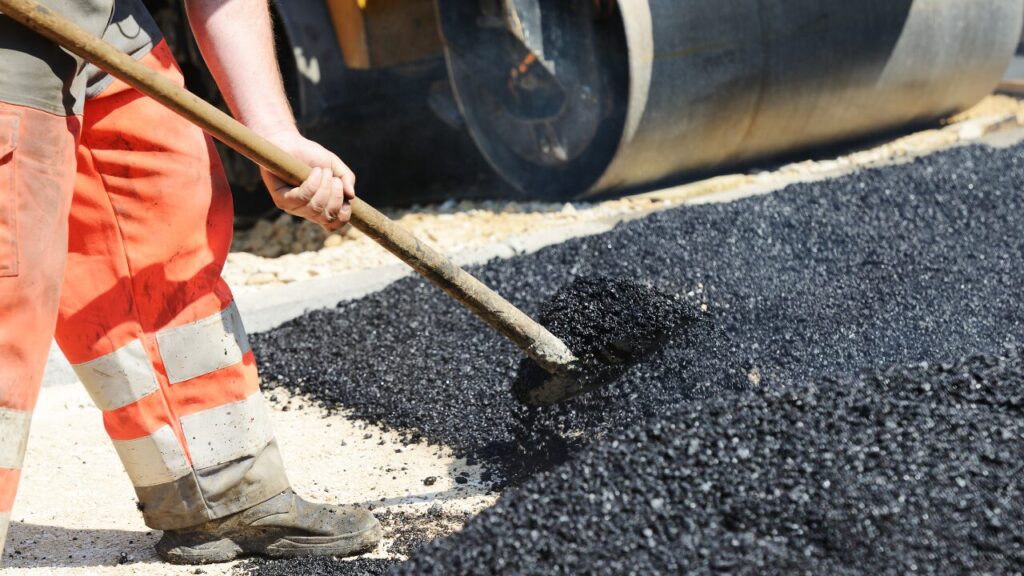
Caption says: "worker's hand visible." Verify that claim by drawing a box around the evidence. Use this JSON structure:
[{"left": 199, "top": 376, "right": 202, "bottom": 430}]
[{"left": 259, "top": 129, "right": 356, "bottom": 232}]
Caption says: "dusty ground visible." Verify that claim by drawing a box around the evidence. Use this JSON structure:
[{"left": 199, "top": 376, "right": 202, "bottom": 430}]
[
  {"left": 2, "top": 386, "right": 493, "bottom": 575},
  {"left": 225, "top": 95, "right": 1024, "bottom": 289}
]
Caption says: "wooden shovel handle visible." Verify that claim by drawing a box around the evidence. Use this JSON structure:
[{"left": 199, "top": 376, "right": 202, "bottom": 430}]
[{"left": 0, "top": 0, "right": 577, "bottom": 374}]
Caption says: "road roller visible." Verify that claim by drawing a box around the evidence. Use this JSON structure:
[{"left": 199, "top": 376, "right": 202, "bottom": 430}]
[{"left": 144, "top": 0, "right": 1024, "bottom": 205}]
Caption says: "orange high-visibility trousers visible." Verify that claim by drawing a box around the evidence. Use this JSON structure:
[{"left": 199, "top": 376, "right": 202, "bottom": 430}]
[{"left": 0, "top": 41, "right": 289, "bottom": 556}]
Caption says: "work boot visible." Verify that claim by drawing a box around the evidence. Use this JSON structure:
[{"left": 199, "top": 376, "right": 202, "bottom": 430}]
[{"left": 155, "top": 489, "right": 382, "bottom": 564}]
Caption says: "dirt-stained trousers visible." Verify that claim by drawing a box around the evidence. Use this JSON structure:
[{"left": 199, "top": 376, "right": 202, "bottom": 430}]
[{"left": 0, "top": 41, "right": 290, "bottom": 558}]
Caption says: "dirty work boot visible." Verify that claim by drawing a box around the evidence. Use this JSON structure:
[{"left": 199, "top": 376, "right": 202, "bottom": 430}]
[{"left": 156, "top": 489, "right": 382, "bottom": 564}]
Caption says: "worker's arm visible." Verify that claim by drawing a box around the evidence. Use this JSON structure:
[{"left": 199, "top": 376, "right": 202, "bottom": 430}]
[{"left": 183, "top": 0, "right": 352, "bottom": 231}]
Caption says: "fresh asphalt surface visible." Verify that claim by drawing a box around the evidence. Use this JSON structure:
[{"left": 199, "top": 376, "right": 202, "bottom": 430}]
[{"left": 245, "top": 141, "right": 1024, "bottom": 574}]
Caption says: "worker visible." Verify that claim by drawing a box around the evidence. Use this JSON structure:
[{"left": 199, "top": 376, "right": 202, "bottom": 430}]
[{"left": 0, "top": 0, "right": 381, "bottom": 565}]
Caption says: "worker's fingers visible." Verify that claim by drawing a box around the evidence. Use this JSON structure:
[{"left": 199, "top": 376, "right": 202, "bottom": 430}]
[
  {"left": 306, "top": 167, "right": 334, "bottom": 217},
  {"left": 330, "top": 155, "right": 357, "bottom": 200},
  {"left": 281, "top": 170, "right": 353, "bottom": 232},
  {"left": 318, "top": 211, "right": 348, "bottom": 233},
  {"left": 278, "top": 166, "right": 321, "bottom": 207},
  {"left": 257, "top": 129, "right": 359, "bottom": 226},
  {"left": 325, "top": 178, "right": 351, "bottom": 226},
  {"left": 324, "top": 200, "right": 353, "bottom": 232},
  {"left": 338, "top": 197, "right": 353, "bottom": 223}
]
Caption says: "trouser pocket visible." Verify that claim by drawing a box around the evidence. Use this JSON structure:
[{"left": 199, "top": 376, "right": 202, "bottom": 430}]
[{"left": 0, "top": 112, "right": 19, "bottom": 278}]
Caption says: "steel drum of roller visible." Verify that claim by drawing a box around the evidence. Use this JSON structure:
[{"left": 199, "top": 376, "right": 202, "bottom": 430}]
[{"left": 438, "top": 0, "right": 1024, "bottom": 199}]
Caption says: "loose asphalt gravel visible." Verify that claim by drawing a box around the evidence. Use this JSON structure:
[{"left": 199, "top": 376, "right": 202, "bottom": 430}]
[
  {"left": 402, "top": 349, "right": 1024, "bottom": 575},
  {"left": 511, "top": 276, "right": 698, "bottom": 406},
  {"left": 247, "top": 141, "right": 1024, "bottom": 574}
]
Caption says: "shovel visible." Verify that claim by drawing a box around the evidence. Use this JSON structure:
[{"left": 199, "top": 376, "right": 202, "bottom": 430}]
[{"left": 0, "top": 0, "right": 607, "bottom": 405}]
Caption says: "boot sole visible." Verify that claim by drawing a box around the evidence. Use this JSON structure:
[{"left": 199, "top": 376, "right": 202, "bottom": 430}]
[
  {"left": 264, "top": 522, "right": 384, "bottom": 558},
  {"left": 158, "top": 538, "right": 243, "bottom": 565},
  {"left": 159, "top": 522, "right": 383, "bottom": 565}
]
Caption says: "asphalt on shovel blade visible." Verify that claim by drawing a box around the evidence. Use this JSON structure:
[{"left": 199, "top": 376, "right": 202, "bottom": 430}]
[{"left": 511, "top": 275, "right": 699, "bottom": 405}]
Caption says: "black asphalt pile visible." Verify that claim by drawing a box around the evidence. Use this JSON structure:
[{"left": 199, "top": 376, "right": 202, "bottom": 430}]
[
  {"left": 251, "top": 141, "right": 1024, "bottom": 486},
  {"left": 512, "top": 276, "right": 698, "bottom": 405},
  {"left": 400, "top": 349, "right": 1024, "bottom": 575}
]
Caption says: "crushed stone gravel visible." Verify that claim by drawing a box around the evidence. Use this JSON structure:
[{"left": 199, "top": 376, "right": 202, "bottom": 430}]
[
  {"left": 401, "top": 349, "right": 1024, "bottom": 575},
  {"left": 252, "top": 141, "right": 1024, "bottom": 485}
]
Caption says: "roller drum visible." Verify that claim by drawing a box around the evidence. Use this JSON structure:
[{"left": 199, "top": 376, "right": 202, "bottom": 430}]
[{"left": 440, "top": 0, "right": 1024, "bottom": 199}]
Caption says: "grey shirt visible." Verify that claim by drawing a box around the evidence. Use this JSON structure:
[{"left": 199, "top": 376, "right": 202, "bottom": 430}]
[{"left": 0, "top": 0, "right": 163, "bottom": 116}]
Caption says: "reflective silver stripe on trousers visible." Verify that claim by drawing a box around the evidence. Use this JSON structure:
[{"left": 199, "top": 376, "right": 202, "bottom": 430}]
[
  {"left": 156, "top": 302, "right": 251, "bottom": 384},
  {"left": 73, "top": 339, "right": 159, "bottom": 411},
  {"left": 111, "top": 425, "right": 191, "bottom": 488},
  {"left": 0, "top": 408, "right": 31, "bottom": 470},
  {"left": 0, "top": 511, "right": 9, "bottom": 561},
  {"left": 180, "top": 393, "right": 274, "bottom": 470}
]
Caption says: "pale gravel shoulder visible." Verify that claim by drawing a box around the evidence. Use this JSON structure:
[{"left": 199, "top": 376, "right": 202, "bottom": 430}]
[{"left": 3, "top": 385, "right": 494, "bottom": 574}]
